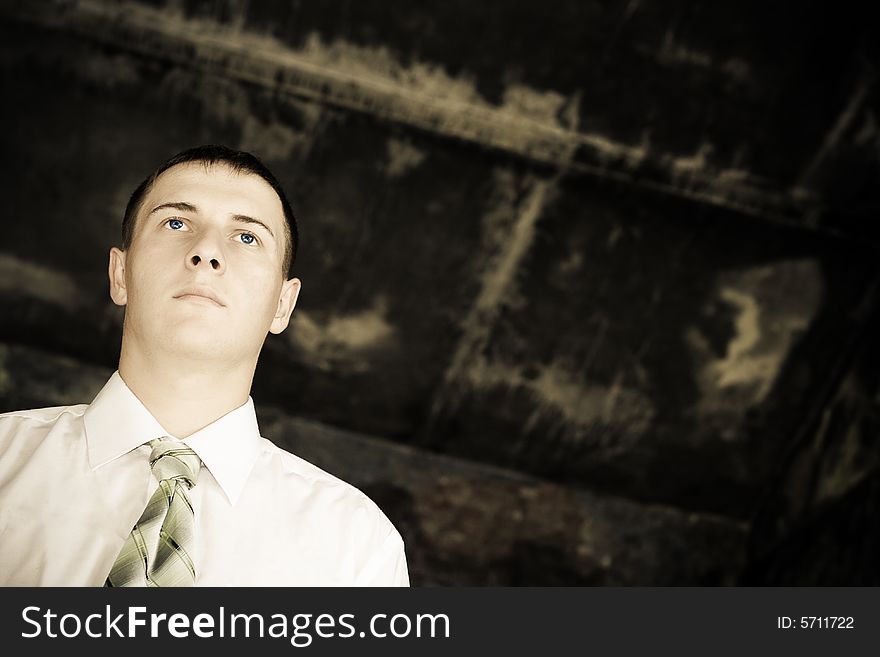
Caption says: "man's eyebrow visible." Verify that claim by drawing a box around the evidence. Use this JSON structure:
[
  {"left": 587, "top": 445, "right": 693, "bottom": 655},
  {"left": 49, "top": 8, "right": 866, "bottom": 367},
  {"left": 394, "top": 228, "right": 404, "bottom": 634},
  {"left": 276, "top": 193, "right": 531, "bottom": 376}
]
[
  {"left": 148, "top": 202, "right": 275, "bottom": 239},
  {"left": 149, "top": 201, "right": 198, "bottom": 216},
  {"left": 231, "top": 214, "right": 275, "bottom": 239}
]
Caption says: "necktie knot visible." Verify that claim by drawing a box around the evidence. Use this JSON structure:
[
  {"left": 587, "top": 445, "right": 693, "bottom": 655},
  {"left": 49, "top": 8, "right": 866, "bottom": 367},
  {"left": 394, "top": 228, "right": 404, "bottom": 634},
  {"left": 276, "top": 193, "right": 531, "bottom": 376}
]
[{"left": 148, "top": 438, "right": 201, "bottom": 489}]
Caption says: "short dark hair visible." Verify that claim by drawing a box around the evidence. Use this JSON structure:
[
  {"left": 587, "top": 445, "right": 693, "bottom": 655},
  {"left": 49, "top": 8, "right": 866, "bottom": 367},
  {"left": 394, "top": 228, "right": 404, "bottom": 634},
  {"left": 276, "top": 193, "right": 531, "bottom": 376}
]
[{"left": 122, "top": 145, "right": 299, "bottom": 277}]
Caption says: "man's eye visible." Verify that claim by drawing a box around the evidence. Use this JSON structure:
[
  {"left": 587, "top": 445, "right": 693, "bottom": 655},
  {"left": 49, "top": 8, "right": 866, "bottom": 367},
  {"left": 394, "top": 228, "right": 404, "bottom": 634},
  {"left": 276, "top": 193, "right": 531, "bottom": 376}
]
[
  {"left": 239, "top": 232, "right": 257, "bottom": 245},
  {"left": 165, "top": 218, "right": 186, "bottom": 230}
]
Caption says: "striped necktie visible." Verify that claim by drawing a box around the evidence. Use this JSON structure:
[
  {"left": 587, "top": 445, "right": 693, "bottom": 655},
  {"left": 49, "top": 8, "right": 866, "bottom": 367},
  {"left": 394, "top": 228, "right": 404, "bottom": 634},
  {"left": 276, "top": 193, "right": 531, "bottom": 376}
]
[{"left": 106, "top": 438, "right": 202, "bottom": 587}]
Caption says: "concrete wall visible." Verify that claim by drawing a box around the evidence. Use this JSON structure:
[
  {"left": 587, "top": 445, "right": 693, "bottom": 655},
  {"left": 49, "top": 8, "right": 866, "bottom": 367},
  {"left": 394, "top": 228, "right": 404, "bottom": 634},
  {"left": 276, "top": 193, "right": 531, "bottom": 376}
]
[{"left": 1, "top": 0, "right": 878, "bottom": 584}]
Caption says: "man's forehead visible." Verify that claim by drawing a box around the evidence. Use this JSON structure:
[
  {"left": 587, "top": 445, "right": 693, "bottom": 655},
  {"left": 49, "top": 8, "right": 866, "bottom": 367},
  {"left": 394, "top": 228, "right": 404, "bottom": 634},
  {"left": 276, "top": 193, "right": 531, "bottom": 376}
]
[
  {"left": 150, "top": 162, "right": 281, "bottom": 197},
  {"left": 147, "top": 162, "right": 283, "bottom": 214}
]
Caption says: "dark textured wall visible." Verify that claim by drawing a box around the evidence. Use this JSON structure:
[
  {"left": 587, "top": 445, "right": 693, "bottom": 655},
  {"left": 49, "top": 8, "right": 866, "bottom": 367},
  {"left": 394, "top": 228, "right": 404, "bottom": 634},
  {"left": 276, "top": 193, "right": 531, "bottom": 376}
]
[{"left": 0, "top": 0, "right": 878, "bottom": 585}]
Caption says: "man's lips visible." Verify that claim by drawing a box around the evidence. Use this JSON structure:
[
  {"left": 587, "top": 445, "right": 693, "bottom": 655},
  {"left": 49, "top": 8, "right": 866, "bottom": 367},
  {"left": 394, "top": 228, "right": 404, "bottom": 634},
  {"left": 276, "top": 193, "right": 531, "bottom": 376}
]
[{"left": 173, "top": 287, "right": 225, "bottom": 307}]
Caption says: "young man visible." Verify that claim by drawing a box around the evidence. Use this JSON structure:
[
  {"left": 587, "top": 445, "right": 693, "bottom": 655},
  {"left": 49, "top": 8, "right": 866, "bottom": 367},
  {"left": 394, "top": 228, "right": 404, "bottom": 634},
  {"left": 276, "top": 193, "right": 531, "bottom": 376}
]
[{"left": 0, "top": 145, "right": 409, "bottom": 586}]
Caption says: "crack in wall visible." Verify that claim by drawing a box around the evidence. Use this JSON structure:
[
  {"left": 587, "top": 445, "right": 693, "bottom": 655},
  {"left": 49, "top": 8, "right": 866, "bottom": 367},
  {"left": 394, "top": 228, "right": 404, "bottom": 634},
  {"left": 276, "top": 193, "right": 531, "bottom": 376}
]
[
  {"left": 795, "top": 75, "right": 874, "bottom": 190},
  {"left": 429, "top": 171, "right": 555, "bottom": 419}
]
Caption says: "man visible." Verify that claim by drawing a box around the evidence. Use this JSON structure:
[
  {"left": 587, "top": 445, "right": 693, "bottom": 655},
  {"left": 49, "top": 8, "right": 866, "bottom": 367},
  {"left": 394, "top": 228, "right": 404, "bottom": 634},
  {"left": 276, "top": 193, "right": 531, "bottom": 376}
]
[{"left": 0, "top": 145, "right": 409, "bottom": 586}]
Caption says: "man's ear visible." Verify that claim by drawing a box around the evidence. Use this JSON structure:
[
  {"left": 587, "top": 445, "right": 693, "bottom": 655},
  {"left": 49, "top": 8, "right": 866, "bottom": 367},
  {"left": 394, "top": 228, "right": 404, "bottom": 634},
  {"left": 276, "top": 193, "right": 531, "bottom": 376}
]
[
  {"left": 269, "top": 277, "right": 302, "bottom": 335},
  {"left": 108, "top": 247, "right": 128, "bottom": 306}
]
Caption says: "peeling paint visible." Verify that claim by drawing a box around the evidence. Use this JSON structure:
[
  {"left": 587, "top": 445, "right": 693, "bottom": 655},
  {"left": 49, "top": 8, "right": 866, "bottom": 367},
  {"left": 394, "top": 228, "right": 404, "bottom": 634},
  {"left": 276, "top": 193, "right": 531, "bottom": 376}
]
[
  {"left": 4, "top": 0, "right": 802, "bottom": 222},
  {"left": 670, "top": 143, "right": 711, "bottom": 181},
  {"left": 431, "top": 171, "right": 555, "bottom": 417},
  {"left": 0, "top": 253, "right": 81, "bottom": 313},
  {"left": 656, "top": 31, "right": 752, "bottom": 84},
  {"left": 299, "top": 32, "right": 481, "bottom": 104},
  {"left": 473, "top": 357, "right": 655, "bottom": 448},
  {"left": 428, "top": 165, "right": 655, "bottom": 448},
  {"left": 713, "top": 168, "right": 752, "bottom": 189},
  {"left": 688, "top": 259, "right": 823, "bottom": 417},
  {"left": 287, "top": 296, "right": 395, "bottom": 372},
  {"left": 500, "top": 84, "right": 569, "bottom": 127},
  {"left": 814, "top": 377, "right": 880, "bottom": 503},
  {"left": 713, "top": 287, "right": 770, "bottom": 389},
  {"left": 325, "top": 304, "right": 394, "bottom": 349},
  {"left": 478, "top": 169, "right": 523, "bottom": 252},
  {"left": 817, "top": 414, "right": 871, "bottom": 502},
  {"left": 384, "top": 138, "right": 426, "bottom": 178},
  {"left": 667, "top": 143, "right": 770, "bottom": 201},
  {"left": 796, "top": 75, "right": 874, "bottom": 188},
  {"left": 582, "top": 132, "right": 648, "bottom": 169},
  {"left": 297, "top": 32, "right": 583, "bottom": 153}
]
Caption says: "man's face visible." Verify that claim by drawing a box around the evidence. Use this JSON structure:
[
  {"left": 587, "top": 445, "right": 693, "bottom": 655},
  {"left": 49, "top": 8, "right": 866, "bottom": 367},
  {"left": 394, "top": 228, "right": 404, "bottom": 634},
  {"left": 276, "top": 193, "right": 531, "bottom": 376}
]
[{"left": 109, "top": 162, "right": 300, "bottom": 365}]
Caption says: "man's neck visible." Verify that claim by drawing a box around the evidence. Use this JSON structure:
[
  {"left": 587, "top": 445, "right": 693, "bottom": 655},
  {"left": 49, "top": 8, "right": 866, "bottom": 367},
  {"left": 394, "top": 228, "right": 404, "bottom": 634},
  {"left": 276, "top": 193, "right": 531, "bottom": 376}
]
[{"left": 118, "top": 343, "right": 255, "bottom": 439}]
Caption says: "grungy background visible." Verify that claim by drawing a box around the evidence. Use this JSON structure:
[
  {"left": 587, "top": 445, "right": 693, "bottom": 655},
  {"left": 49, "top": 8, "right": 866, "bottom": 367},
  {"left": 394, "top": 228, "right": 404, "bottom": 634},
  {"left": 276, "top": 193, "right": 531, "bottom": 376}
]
[{"left": 0, "top": 0, "right": 878, "bottom": 585}]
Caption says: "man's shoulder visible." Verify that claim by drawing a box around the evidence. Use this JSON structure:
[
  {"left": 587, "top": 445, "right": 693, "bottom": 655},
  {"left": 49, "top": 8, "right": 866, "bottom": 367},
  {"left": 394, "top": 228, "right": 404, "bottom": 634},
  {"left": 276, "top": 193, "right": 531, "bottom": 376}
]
[
  {"left": 246, "top": 438, "right": 409, "bottom": 585},
  {"left": 256, "top": 436, "right": 380, "bottom": 501},
  {"left": 255, "top": 437, "right": 397, "bottom": 527},
  {"left": 0, "top": 404, "right": 88, "bottom": 430},
  {"left": 0, "top": 404, "right": 88, "bottom": 462}
]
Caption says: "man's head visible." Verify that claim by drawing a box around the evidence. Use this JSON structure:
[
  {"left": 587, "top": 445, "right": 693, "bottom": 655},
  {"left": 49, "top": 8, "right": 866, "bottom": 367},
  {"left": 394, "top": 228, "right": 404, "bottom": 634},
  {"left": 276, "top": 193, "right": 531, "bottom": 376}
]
[
  {"left": 122, "top": 145, "right": 299, "bottom": 278},
  {"left": 108, "top": 145, "right": 302, "bottom": 369}
]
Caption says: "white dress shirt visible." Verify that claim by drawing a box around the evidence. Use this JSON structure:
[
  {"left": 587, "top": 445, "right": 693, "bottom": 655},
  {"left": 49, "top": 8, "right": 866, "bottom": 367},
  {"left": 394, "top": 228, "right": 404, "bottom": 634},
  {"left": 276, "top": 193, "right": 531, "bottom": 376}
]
[{"left": 0, "top": 372, "right": 409, "bottom": 586}]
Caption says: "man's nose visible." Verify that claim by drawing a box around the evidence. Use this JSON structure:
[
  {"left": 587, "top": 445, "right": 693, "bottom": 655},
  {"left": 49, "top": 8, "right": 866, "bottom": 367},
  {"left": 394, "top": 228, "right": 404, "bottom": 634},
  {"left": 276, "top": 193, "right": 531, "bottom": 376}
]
[{"left": 185, "top": 236, "right": 225, "bottom": 273}]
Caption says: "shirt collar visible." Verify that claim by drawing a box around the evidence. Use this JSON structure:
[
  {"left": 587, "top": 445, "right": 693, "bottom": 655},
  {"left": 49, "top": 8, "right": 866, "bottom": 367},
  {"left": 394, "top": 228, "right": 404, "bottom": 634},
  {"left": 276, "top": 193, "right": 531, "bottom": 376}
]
[{"left": 83, "top": 371, "right": 262, "bottom": 505}]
